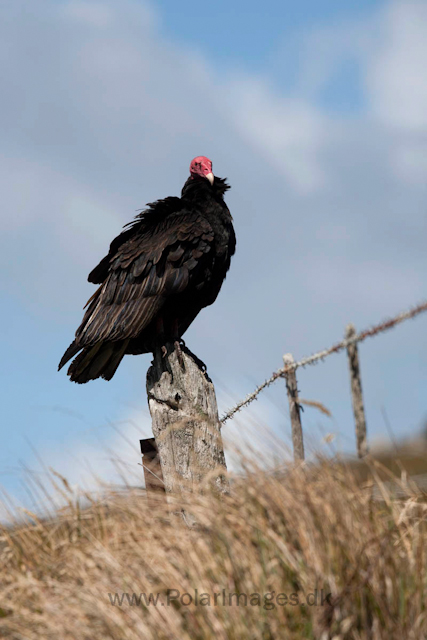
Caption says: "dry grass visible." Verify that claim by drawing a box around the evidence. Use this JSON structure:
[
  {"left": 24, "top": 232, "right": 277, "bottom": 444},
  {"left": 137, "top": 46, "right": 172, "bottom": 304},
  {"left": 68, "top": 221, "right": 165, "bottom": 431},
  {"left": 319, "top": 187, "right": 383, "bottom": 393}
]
[{"left": 1, "top": 456, "right": 427, "bottom": 639}]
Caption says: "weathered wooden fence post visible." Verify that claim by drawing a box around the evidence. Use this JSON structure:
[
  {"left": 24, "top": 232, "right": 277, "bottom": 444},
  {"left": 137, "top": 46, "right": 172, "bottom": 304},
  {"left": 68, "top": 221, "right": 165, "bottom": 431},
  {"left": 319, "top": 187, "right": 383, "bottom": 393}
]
[
  {"left": 146, "top": 344, "right": 228, "bottom": 496},
  {"left": 283, "top": 353, "right": 305, "bottom": 461},
  {"left": 346, "top": 323, "right": 369, "bottom": 458}
]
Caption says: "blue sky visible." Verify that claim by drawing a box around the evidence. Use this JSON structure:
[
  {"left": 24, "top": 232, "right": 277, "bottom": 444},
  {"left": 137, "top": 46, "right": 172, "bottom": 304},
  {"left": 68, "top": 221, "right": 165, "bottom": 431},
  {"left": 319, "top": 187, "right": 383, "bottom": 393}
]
[
  {"left": 1, "top": 0, "right": 426, "bottom": 511},
  {"left": 159, "top": 0, "right": 382, "bottom": 66}
]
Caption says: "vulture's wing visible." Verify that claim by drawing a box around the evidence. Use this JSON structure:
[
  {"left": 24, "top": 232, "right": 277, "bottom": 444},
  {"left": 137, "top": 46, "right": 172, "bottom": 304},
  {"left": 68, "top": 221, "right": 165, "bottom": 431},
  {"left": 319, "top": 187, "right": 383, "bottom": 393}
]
[
  {"left": 72, "top": 207, "right": 214, "bottom": 348},
  {"left": 86, "top": 196, "right": 183, "bottom": 285}
]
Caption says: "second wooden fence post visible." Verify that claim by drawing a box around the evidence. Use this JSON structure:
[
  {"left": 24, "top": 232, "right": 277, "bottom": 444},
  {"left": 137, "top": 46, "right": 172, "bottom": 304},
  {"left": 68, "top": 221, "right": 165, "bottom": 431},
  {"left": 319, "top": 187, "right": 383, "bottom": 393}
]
[
  {"left": 346, "top": 323, "right": 369, "bottom": 458},
  {"left": 283, "top": 353, "right": 305, "bottom": 461}
]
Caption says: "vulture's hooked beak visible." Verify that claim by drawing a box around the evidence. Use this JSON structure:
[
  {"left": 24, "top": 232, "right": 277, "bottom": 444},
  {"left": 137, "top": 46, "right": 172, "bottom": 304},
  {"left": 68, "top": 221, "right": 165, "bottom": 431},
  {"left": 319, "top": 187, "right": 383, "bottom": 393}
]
[{"left": 206, "top": 172, "right": 214, "bottom": 185}]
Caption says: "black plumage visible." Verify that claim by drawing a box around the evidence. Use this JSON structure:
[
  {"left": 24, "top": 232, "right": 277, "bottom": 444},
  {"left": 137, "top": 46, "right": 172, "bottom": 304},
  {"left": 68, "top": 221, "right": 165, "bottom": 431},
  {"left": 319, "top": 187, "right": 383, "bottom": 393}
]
[{"left": 59, "top": 162, "right": 236, "bottom": 383}]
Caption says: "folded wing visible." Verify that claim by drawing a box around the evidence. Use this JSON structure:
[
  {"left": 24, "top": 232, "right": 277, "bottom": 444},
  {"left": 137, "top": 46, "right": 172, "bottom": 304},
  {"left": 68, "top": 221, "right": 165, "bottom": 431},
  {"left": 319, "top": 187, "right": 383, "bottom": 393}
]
[{"left": 59, "top": 207, "right": 214, "bottom": 370}]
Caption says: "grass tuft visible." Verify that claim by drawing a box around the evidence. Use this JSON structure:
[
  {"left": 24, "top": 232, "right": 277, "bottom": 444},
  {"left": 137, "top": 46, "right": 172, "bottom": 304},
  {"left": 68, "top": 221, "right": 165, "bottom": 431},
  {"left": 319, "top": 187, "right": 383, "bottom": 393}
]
[{"left": 1, "top": 456, "right": 427, "bottom": 639}]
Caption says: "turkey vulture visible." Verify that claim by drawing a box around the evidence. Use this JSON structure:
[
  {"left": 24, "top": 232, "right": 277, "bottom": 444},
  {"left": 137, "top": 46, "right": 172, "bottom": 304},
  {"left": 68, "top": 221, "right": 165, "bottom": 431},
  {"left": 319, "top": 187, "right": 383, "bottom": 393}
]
[{"left": 59, "top": 156, "right": 236, "bottom": 383}]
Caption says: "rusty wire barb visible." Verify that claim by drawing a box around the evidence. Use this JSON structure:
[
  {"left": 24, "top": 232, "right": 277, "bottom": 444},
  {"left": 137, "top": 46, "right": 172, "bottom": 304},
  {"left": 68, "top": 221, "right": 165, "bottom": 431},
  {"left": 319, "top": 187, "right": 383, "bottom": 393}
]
[{"left": 220, "top": 299, "right": 427, "bottom": 424}]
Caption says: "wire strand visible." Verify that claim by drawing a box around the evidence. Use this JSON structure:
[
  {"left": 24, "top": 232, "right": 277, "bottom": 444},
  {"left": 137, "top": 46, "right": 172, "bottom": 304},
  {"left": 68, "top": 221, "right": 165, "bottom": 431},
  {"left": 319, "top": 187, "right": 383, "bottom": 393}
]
[{"left": 220, "top": 300, "right": 427, "bottom": 424}]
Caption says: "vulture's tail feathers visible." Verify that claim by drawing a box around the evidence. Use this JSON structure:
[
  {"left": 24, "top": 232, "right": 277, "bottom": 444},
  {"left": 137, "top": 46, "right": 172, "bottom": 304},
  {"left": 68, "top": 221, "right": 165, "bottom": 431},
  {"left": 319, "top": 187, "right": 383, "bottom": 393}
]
[
  {"left": 58, "top": 340, "right": 81, "bottom": 371},
  {"left": 66, "top": 340, "right": 129, "bottom": 384},
  {"left": 101, "top": 341, "right": 130, "bottom": 381}
]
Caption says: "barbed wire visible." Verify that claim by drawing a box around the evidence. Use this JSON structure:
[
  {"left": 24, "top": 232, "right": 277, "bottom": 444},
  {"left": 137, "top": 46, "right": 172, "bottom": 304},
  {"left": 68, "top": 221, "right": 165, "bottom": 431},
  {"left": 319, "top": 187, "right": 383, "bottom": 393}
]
[{"left": 220, "top": 299, "right": 427, "bottom": 424}]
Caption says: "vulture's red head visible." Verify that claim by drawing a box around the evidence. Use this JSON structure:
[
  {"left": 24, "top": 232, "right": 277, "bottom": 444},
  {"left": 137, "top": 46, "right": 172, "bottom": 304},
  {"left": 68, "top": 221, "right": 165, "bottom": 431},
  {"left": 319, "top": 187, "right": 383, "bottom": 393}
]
[{"left": 190, "top": 156, "right": 214, "bottom": 185}]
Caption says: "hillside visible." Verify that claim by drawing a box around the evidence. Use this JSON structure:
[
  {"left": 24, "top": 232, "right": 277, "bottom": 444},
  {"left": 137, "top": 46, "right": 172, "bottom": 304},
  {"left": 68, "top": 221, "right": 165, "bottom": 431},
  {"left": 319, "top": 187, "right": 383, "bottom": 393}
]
[{"left": 1, "top": 455, "right": 427, "bottom": 639}]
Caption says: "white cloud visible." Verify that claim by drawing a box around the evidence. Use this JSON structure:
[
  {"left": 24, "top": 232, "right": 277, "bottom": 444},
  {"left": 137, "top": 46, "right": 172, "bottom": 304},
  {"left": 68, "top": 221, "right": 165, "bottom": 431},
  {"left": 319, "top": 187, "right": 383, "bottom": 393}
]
[
  {"left": 62, "top": 1, "right": 115, "bottom": 28},
  {"left": 392, "top": 143, "right": 427, "bottom": 185},
  {"left": 0, "top": 154, "right": 122, "bottom": 310},
  {"left": 368, "top": 0, "right": 427, "bottom": 131},
  {"left": 298, "top": 256, "right": 425, "bottom": 312},
  {"left": 365, "top": 1, "right": 427, "bottom": 186},
  {"left": 225, "top": 78, "right": 327, "bottom": 193}
]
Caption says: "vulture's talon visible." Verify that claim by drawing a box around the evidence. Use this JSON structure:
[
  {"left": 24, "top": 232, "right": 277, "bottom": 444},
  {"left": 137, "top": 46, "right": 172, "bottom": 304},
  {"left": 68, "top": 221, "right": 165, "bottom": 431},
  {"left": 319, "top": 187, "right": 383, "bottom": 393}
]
[
  {"left": 191, "top": 352, "right": 207, "bottom": 372},
  {"left": 161, "top": 345, "right": 167, "bottom": 358},
  {"left": 174, "top": 340, "right": 184, "bottom": 368}
]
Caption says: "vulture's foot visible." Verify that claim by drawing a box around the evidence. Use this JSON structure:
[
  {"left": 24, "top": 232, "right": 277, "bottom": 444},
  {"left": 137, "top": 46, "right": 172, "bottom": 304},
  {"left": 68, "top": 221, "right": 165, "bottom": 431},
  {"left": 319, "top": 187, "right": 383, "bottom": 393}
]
[
  {"left": 174, "top": 340, "right": 184, "bottom": 369},
  {"left": 182, "top": 346, "right": 207, "bottom": 374}
]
